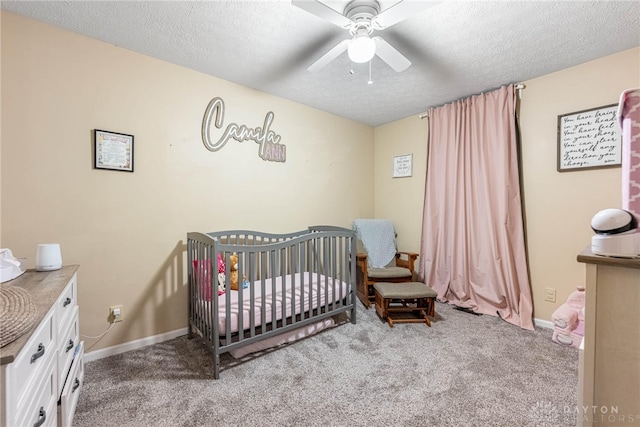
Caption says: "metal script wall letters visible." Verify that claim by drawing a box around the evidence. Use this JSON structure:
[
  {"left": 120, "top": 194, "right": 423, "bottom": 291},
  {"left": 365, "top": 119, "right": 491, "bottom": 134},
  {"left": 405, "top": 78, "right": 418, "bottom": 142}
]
[{"left": 201, "top": 97, "right": 286, "bottom": 162}]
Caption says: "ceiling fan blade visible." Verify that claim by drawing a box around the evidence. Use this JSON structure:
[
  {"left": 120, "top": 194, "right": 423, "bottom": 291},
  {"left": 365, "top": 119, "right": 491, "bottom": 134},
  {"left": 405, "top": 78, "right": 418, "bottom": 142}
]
[
  {"left": 373, "top": 37, "right": 411, "bottom": 72},
  {"left": 372, "top": 0, "right": 441, "bottom": 29},
  {"left": 291, "top": 0, "right": 353, "bottom": 28},
  {"left": 307, "top": 39, "right": 351, "bottom": 71}
]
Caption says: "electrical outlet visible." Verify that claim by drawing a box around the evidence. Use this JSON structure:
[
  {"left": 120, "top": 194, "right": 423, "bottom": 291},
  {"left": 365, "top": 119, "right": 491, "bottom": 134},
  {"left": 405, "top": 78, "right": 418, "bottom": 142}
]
[
  {"left": 109, "top": 305, "right": 124, "bottom": 323},
  {"left": 544, "top": 288, "right": 556, "bottom": 303}
]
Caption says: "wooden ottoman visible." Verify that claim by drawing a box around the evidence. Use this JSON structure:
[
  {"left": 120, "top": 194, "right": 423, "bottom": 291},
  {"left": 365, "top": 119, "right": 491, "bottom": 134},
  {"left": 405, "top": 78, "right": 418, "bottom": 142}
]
[{"left": 373, "top": 282, "right": 437, "bottom": 327}]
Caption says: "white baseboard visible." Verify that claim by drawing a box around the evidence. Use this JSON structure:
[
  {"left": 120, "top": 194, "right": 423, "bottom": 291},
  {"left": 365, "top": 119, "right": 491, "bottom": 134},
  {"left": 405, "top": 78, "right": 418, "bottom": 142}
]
[
  {"left": 84, "top": 327, "right": 189, "bottom": 362},
  {"left": 534, "top": 317, "right": 554, "bottom": 330}
]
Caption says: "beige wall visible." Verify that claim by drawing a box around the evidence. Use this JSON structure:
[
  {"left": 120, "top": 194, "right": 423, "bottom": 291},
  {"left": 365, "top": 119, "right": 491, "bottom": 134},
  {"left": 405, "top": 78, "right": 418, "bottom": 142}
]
[
  {"left": 520, "top": 48, "right": 639, "bottom": 320},
  {"left": 375, "top": 47, "right": 640, "bottom": 322},
  {"left": 373, "top": 116, "right": 428, "bottom": 252},
  {"left": 0, "top": 12, "right": 374, "bottom": 351}
]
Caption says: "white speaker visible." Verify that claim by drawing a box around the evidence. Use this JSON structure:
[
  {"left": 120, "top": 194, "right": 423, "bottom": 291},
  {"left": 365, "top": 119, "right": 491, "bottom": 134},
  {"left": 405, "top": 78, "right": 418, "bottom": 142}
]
[{"left": 35, "top": 243, "right": 62, "bottom": 271}]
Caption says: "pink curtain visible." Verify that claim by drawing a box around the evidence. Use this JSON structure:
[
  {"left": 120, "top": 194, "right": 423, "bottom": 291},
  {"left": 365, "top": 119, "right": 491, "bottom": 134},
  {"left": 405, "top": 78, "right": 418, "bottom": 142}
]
[{"left": 418, "top": 84, "right": 534, "bottom": 330}]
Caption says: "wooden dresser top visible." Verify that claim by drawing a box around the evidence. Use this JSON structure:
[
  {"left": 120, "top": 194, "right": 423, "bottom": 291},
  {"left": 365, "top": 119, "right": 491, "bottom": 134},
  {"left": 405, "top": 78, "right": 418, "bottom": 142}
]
[
  {"left": 0, "top": 265, "right": 79, "bottom": 365},
  {"left": 577, "top": 247, "right": 640, "bottom": 270}
]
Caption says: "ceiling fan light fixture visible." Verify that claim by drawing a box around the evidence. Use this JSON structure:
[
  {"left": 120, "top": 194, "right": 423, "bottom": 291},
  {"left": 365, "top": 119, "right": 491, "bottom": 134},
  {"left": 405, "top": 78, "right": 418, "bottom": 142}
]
[{"left": 347, "top": 35, "right": 376, "bottom": 63}]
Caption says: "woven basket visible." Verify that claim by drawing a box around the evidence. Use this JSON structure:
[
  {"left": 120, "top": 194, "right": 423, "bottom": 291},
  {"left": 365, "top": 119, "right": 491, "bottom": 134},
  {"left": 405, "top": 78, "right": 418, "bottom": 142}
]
[{"left": 0, "top": 284, "right": 37, "bottom": 348}]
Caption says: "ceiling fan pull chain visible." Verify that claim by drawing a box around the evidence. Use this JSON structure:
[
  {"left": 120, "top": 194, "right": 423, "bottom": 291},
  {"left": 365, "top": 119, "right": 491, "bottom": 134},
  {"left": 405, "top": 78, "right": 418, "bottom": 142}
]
[{"left": 368, "top": 60, "right": 373, "bottom": 85}]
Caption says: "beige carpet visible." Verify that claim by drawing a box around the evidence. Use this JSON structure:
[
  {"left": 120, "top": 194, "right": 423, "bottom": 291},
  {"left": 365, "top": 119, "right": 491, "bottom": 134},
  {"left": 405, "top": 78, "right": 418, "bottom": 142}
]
[{"left": 73, "top": 302, "right": 578, "bottom": 427}]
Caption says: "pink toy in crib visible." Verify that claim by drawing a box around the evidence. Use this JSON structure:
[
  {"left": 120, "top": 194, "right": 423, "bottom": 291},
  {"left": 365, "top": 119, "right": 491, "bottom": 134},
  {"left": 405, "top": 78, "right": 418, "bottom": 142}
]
[
  {"left": 193, "top": 254, "right": 227, "bottom": 301},
  {"left": 217, "top": 253, "right": 225, "bottom": 274}
]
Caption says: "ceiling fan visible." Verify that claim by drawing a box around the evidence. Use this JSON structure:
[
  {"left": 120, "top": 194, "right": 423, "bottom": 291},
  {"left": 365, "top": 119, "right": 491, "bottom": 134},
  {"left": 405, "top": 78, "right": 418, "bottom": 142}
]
[{"left": 292, "top": 0, "right": 439, "bottom": 72}]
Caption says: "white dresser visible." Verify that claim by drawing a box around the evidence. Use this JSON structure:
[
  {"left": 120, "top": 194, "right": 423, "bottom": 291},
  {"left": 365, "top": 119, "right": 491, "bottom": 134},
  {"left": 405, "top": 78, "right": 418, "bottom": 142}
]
[{"left": 0, "top": 266, "right": 84, "bottom": 427}]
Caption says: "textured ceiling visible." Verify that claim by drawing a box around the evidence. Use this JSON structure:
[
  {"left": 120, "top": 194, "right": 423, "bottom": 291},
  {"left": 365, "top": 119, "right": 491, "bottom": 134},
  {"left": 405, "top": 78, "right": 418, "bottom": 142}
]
[{"left": 2, "top": 0, "right": 639, "bottom": 126}]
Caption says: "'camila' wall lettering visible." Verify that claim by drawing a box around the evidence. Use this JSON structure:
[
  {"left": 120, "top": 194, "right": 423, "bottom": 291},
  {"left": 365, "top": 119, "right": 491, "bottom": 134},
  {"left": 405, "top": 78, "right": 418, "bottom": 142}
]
[{"left": 201, "top": 97, "right": 286, "bottom": 162}]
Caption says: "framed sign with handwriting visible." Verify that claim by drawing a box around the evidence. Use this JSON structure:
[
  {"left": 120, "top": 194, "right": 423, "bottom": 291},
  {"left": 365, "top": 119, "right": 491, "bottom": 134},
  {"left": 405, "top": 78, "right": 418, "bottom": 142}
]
[
  {"left": 557, "top": 104, "right": 621, "bottom": 172},
  {"left": 393, "top": 154, "right": 412, "bottom": 178}
]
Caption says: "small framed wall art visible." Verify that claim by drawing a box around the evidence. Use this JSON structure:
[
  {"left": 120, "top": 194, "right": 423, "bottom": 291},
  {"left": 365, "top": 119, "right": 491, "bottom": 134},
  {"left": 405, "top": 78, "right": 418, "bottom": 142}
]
[
  {"left": 94, "top": 129, "right": 134, "bottom": 172},
  {"left": 393, "top": 153, "right": 413, "bottom": 178},
  {"left": 557, "top": 104, "right": 621, "bottom": 172}
]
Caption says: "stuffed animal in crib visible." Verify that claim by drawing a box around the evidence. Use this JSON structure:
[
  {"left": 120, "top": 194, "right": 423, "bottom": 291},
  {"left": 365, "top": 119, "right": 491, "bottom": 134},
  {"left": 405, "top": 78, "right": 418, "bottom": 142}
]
[
  {"left": 228, "top": 253, "right": 249, "bottom": 291},
  {"left": 216, "top": 253, "right": 239, "bottom": 291},
  {"left": 229, "top": 253, "right": 240, "bottom": 291},
  {"left": 216, "top": 253, "right": 226, "bottom": 294}
]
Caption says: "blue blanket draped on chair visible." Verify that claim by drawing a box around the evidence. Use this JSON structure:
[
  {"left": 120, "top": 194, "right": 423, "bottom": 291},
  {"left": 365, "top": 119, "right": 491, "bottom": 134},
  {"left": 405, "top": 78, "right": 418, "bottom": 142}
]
[{"left": 352, "top": 219, "right": 397, "bottom": 268}]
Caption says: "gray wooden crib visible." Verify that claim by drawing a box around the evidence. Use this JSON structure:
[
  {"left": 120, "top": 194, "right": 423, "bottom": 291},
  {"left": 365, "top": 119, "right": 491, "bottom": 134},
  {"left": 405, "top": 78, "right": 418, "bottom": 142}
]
[{"left": 187, "top": 225, "right": 357, "bottom": 379}]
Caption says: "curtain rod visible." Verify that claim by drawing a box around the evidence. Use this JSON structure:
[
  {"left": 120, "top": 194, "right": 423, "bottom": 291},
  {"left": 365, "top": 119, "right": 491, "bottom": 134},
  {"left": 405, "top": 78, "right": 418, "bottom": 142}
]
[{"left": 419, "top": 83, "right": 526, "bottom": 119}]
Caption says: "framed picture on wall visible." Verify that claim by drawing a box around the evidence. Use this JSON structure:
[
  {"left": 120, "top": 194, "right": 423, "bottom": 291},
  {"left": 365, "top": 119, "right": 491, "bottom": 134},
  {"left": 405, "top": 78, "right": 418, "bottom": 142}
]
[
  {"left": 393, "top": 154, "right": 412, "bottom": 178},
  {"left": 557, "top": 104, "right": 621, "bottom": 172},
  {"left": 94, "top": 129, "right": 134, "bottom": 172}
]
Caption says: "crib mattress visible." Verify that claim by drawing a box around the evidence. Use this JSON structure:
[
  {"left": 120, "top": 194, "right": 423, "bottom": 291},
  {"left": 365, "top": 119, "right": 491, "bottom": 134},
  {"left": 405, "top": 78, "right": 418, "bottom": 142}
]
[{"left": 199, "top": 272, "right": 348, "bottom": 334}]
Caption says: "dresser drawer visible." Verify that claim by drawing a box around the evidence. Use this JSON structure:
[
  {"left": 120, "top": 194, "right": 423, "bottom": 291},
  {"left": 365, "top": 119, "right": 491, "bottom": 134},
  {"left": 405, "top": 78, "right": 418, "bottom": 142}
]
[
  {"left": 58, "top": 341, "right": 84, "bottom": 427},
  {"left": 9, "top": 307, "right": 56, "bottom": 412},
  {"left": 56, "top": 273, "right": 77, "bottom": 338},
  {"left": 15, "top": 352, "right": 57, "bottom": 427},
  {"left": 57, "top": 309, "right": 79, "bottom": 395}
]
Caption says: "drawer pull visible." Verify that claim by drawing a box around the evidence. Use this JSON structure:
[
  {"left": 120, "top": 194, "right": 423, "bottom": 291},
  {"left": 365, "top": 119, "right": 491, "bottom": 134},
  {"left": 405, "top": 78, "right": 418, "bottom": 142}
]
[
  {"left": 66, "top": 339, "right": 75, "bottom": 352},
  {"left": 33, "top": 407, "right": 46, "bottom": 427},
  {"left": 63, "top": 297, "right": 72, "bottom": 307},
  {"left": 72, "top": 378, "right": 80, "bottom": 393},
  {"left": 30, "top": 343, "right": 45, "bottom": 364}
]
